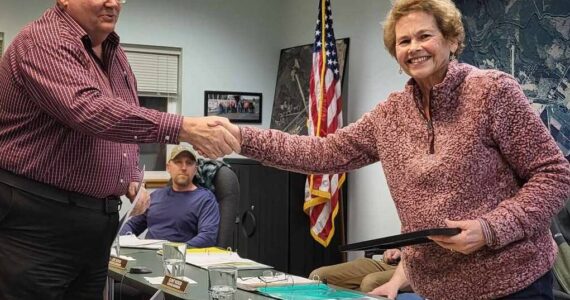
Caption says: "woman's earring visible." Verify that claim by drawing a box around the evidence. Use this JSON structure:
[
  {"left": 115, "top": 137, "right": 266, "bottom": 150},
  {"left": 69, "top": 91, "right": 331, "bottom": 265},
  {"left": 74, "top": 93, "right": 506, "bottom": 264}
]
[
  {"left": 398, "top": 67, "right": 402, "bottom": 74},
  {"left": 450, "top": 53, "right": 457, "bottom": 61}
]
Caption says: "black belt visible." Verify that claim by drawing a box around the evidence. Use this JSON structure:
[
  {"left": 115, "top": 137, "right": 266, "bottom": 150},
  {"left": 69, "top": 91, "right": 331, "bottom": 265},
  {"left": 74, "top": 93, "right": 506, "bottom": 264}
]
[{"left": 0, "top": 168, "right": 121, "bottom": 214}]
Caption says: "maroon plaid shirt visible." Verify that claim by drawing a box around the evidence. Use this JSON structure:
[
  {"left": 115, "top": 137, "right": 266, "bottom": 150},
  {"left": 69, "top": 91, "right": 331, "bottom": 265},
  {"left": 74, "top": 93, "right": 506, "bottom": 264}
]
[{"left": 0, "top": 7, "right": 183, "bottom": 198}]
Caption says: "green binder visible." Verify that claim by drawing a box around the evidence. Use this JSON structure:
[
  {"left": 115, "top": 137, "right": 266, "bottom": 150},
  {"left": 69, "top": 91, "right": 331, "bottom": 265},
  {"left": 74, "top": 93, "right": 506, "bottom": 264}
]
[{"left": 258, "top": 284, "right": 378, "bottom": 299}]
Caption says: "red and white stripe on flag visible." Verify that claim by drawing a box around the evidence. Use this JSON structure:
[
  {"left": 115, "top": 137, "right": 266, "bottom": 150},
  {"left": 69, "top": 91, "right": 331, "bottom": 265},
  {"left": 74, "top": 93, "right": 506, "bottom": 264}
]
[{"left": 303, "top": 0, "right": 346, "bottom": 247}]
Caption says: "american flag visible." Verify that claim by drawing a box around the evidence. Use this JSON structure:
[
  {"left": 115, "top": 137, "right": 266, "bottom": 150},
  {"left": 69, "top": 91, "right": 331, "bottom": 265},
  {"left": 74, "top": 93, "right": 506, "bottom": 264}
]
[{"left": 303, "top": 0, "right": 346, "bottom": 247}]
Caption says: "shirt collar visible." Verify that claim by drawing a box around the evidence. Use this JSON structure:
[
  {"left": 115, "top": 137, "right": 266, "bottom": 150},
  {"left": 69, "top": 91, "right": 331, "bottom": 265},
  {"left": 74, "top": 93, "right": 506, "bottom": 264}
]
[{"left": 405, "top": 60, "right": 472, "bottom": 109}]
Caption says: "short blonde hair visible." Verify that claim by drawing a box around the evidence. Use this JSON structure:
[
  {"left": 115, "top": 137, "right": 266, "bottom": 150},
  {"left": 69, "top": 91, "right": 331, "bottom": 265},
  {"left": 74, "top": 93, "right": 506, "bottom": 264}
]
[{"left": 383, "top": 0, "right": 465, "bottom": 58}]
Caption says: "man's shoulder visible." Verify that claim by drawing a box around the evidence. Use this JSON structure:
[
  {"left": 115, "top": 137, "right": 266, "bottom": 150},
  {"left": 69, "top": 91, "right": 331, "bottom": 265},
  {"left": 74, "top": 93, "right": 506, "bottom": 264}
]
[
  {"left": 14, "top": 8, "right": 80, "bottom": 53},
  {"left": 195, "top": 186, "right": 217, "bottom": 199}
]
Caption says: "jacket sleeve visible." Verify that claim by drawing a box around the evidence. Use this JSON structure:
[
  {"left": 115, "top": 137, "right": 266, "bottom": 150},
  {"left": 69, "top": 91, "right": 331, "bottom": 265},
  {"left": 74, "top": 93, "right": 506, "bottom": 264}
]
[
  {"left": 239, "top": 106, "right": 383, "bottom": 174},
  {"left": 479, "top": 74, "right": 570, "bottom": 249}
]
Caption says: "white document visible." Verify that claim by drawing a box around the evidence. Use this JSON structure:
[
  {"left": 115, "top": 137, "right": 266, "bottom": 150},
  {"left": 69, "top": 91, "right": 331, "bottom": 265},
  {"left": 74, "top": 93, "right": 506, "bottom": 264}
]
[
  {"left": 184, "top": 252, "right": 272, "bottom": 270},
  {"left": 144, "top": 276, "right": 196, "bottom": 285},
  {"left": 119, "top": 234, "right": 167, "bottom": 250},
  {"left": 116, "top": 165, "right": 146, "bottom": 237}
]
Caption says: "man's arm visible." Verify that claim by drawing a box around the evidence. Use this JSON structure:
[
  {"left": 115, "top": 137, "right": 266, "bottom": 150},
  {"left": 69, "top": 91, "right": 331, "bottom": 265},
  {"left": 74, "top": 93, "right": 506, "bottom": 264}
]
[
  {"left": 17, "top": 42, "right": 238, "bottom": 158},
  {"left": 119, "top": 213, "right": 148, "bottom": 237},
  {"left": 186, "top": 195, "right": 220, "bottom": 247},
  {"left": 368, "top": 260, "right": 410, "bottom": 300}
]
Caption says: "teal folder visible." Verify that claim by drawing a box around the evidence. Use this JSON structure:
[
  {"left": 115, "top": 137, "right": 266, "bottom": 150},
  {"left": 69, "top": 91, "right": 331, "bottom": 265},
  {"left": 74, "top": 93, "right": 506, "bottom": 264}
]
[{"left": 258, "top": 284, "right": 378, "bottom": 299}]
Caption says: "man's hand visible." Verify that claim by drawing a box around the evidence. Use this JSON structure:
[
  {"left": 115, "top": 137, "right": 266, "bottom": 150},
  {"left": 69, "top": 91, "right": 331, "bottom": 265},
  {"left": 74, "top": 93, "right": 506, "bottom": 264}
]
[
  {"left": 129, "top": 186, "right": 150, "bottom": 217},
  {"left": 179, "top": 116, "right": 240, "bottom": 159},
  {"left": 126, "top": 181, "right": 139, "bottom": 202},
  {"left": 382, "top": 248, "right": 401, "bottom": 265},
  {"left": 429, "top": 219, "right": 486, "bottom": 254},
  {"left": 207, "top": 117, "right": 241, "bottom": 144},
  {"left": 368, "top": 281, "right": 399, "bottom": 300}
]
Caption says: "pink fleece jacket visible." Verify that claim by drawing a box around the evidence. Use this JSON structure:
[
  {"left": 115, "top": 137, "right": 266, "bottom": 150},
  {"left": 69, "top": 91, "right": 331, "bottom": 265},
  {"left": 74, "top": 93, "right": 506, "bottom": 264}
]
[{"left": 239, "top": 61, "right": 570, "bottom": 299}]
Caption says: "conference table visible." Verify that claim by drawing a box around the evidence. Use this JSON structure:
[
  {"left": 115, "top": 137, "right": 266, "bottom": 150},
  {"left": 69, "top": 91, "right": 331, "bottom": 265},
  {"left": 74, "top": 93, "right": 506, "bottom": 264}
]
[{"left": 106, "top": 248, "right": 386, "bottom": 300}]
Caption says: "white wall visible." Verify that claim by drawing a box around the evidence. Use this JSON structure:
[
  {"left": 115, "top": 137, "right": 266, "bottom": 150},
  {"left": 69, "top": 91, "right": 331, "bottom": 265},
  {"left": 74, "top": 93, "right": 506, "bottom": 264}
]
[
  {"left": 0, "top": 0, "right": 404, "bottom": 258},
  {"left": 117, "top": 0, "right": 283, "bottom": 126},
  {"left": 0, "top": 0, "right": 52, "bottom": 43}
]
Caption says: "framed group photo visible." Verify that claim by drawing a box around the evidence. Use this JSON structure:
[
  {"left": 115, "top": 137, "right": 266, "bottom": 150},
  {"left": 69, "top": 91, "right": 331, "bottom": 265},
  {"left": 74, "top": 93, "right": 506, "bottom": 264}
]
[{"left": 204, "top": 91, "right": 262, "bottom": 123}]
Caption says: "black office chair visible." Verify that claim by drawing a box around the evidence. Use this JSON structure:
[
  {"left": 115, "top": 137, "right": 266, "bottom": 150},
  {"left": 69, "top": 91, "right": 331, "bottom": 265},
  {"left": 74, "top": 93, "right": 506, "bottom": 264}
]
[{"left": 211, "top": 165, "right": 239, "bottom": 250}]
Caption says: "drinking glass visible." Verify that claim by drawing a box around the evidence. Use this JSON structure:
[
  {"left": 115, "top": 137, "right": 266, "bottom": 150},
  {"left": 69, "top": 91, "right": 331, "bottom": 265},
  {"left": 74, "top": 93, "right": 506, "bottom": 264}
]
[
  {"left": 208, "top": 265, "right": 237, "bottom": 300},
  {"left": 162, "top": 242, "right": 187, "bottom": 278}
]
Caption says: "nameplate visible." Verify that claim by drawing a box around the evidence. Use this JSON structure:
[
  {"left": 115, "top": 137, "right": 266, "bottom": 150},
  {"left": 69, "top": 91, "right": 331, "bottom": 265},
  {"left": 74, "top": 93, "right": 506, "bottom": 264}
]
[
  {"left": 161, "top": 275, "right": 189, "bottom": 293},
  {"left": 109, "top": 256, "right": 128, "bottom": 269}
]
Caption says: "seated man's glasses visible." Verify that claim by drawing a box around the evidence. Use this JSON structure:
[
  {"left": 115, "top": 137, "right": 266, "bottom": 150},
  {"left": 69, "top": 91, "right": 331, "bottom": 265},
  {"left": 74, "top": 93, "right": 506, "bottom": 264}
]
[{"left": 258, "top": 271, "right": 287, "bottom": 283}]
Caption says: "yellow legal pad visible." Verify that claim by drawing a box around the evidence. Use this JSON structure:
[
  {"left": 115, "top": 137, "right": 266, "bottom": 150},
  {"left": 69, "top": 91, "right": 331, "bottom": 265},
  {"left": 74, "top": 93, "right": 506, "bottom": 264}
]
[{"left": 186, "top": 247, "right": 232, "bottom": 254}]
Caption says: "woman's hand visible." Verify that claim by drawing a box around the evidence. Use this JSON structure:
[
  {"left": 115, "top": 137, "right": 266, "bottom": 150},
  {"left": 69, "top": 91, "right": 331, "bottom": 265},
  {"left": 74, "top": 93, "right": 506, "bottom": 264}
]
[{"left": 429, "top": 219, "right": 486, "bottom": 254}]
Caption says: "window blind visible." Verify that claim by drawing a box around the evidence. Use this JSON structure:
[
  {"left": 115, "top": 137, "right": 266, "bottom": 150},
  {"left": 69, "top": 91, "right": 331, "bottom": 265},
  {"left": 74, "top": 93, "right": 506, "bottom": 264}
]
[{"left": 124, "top": 47, "right": 179, "bottom": 94}]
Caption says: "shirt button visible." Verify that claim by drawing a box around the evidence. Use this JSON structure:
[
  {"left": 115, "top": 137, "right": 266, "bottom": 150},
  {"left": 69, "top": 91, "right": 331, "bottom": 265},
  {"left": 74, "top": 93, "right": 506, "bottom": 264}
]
[
  {"left": 134, "top": 136, "right": 138, "bottom": 140},
  {"left": 123, "top": 153, "right": 127, "bottom": 158},
  {"left": 165, "top": 135, "right": 170, "bottom": 141},
  {"left": 120, "top": 179, "right": 124, "bottom": 183}
]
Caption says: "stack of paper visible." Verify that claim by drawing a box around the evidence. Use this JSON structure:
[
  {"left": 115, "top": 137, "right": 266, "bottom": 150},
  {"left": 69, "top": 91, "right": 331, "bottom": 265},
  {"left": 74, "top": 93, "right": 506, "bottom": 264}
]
[
  {"left": 119, "top": 235, "right": 167, "bottom": 250},
  {"left": 184, "top": 249, "right": 271, "bottom": 270}
]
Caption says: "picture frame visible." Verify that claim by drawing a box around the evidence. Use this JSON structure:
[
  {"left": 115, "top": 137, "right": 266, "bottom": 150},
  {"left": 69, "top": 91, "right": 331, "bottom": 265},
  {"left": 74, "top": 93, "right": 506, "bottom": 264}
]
[
  {"left": 204, "top": 91, "right": 262, "bottom": 123},
  {"left": 270, "top": 38, "right": 349, "bottom": 135}
]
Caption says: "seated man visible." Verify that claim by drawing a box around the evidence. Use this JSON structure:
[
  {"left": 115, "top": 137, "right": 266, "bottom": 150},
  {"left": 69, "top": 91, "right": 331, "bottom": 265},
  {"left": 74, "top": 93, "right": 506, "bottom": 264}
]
[
  {"left": 310, "top": 248, "right": 401, "bottom": 292},
  {"left": 120, "top": 144, "right": 220, "bottom": 247}
]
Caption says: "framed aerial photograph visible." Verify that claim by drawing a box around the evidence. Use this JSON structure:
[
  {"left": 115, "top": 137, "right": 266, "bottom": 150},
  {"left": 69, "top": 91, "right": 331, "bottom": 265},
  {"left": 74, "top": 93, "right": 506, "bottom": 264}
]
[
  {"left": 270, "top": 38, "right": 349, "bottom": 135},
  {"left": 204, "top": 91, "right": 262, "bottom": 123}
]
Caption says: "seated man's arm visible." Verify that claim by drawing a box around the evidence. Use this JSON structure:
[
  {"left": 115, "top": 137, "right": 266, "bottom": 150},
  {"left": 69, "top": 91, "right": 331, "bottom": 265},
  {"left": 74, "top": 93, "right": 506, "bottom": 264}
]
[
  {"left": 187, "top": 194, "right": 220, "bottom": 247},
  {"left": 119, "top": 212, "right": 149, "bottom": 236},
  {"left": 368, "top": 260, "right": 410, "bottom": 300}
]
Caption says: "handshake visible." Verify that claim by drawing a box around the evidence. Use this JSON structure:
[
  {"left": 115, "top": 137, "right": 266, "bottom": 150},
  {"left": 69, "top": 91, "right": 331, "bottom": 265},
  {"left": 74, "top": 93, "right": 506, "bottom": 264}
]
[{"left": 179, "top": 116, "right": 241, "bottom": 159}]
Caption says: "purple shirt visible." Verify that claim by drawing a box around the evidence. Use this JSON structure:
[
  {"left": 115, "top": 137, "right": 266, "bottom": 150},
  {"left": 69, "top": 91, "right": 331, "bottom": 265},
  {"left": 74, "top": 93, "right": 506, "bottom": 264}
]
[{"left": 0, "top": 7, "right": 183, "bottom": 197}]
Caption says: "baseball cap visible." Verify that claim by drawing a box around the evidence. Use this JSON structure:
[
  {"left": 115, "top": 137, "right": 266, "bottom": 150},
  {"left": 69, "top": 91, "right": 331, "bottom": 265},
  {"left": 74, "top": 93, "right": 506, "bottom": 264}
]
[{"left": 169, "top": 144, "right": 198, "bottom": 161}]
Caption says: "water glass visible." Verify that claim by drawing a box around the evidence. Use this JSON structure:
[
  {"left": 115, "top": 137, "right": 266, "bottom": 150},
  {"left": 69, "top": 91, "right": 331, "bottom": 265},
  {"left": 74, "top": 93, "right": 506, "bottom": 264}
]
[
  {"left": 162, "top": 242, "right": 187, "bottom": 278},
  {"left": 208, "top": 265, "right": 237, "bottom": 300}
]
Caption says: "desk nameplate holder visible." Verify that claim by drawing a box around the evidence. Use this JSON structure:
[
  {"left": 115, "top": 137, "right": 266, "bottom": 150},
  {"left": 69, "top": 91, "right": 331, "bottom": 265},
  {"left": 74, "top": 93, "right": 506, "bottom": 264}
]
[
  {"left": 109, "top": 255, "right": 129, "bottom": 269},
  {"left": 161, "top": 275, "right": 189, "bottom": 294}
]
